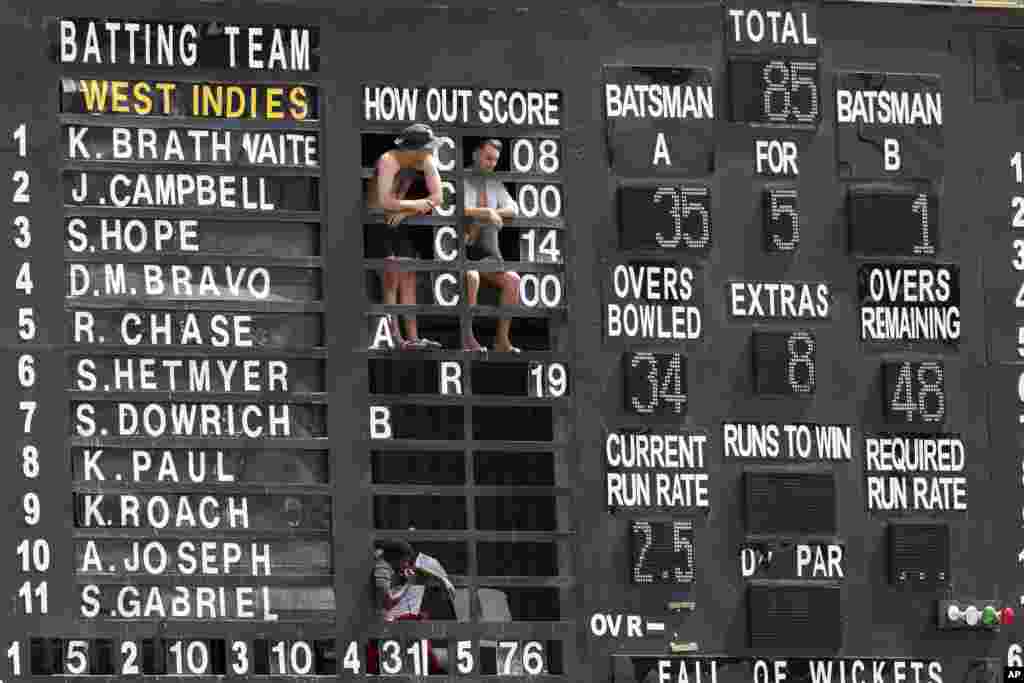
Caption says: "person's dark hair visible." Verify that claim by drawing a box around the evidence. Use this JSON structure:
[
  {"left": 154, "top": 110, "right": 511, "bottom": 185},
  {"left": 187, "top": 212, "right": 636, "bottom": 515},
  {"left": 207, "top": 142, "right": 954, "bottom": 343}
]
[{"left": 374, "top": 539, "right": 415, "bottom": 566}]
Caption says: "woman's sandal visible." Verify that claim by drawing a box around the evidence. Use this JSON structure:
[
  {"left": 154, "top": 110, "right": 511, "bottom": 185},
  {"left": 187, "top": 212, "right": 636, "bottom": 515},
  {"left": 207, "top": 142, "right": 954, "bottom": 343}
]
[{"left": 399, "top": 338, "right": 431, "bottom": 351}]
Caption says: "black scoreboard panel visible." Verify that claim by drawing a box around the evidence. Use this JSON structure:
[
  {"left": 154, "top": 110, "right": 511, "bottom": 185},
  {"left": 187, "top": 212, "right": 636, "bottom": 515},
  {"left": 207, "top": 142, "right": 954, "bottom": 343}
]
[{"left": 0, "top": 1, "right": 1021, "bottom": 682}]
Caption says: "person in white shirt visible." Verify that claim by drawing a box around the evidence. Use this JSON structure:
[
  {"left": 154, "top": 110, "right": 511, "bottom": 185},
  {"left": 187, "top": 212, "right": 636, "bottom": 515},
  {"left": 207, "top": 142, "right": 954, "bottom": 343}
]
[{"left": 462, "top": 139, "right": 522, "bottom": 353}]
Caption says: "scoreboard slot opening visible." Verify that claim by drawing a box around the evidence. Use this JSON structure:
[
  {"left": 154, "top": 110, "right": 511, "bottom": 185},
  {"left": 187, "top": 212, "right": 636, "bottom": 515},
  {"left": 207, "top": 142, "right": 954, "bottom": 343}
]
[
  {"left": 479, "top": 586, "right": 563, "bottom": 622},
  {"left": 372, "top": 451, "right": 466, "bottom": 485},
  {"left": 473, "top": 406, "right": 555, "bottom": 441},
  {"left": 477, "top": 541, "right": 559, "bottom": 577},
  {"left": 476, "top": 495, "right": 558, "bottom": 531},
  {"left": 374, "top": 495, "right": 468, "bottom": 530},
  {"left": 475, "top": 452, "right": 556, "bottom": 485}
]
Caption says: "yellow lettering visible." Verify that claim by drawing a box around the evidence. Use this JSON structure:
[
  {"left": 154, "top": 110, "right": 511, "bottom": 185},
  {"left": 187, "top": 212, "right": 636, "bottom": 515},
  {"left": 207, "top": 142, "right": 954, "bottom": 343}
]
[
  {"left": 111, "top": 81, "right": 130, "bottom": 113},
  {"left": 155, "top": 83, "right": 176, "bottom": 115},
  {"left": 266, "top": 87, "right": 283, "bottom": 120},
  {"left": 132, "top": 82, "right": 152, "bottom": 115},
  {"left": 79, "top": 80, "right": 108, "bottom": 112},
  {"left": 226, "top": 86, "right": 246, "bottom": 119},
  {"left": 289, "top": 86, "right": 308, "bottom": 120},
  {"left": 202, "top": 86, "right": 223, "bottom": 118}
]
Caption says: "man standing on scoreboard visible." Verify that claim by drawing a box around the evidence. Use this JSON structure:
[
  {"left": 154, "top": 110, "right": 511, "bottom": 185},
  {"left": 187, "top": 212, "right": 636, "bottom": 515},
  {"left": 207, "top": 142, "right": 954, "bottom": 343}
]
[{"left": 462, "top": 138, "right": 522, "bottom": 353}]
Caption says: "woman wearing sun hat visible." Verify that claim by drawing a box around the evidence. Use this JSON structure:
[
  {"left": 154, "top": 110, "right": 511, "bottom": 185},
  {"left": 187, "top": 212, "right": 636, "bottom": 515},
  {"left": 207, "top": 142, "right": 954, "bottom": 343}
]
[{"left": 367, "top": 123, "right": 445, "bottom": 350}]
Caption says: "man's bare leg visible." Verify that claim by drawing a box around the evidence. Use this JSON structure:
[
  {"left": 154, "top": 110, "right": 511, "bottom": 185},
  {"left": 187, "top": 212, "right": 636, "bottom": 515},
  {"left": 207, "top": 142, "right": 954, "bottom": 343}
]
[
  {"left": 483, "top": 271, "right": 521, "bottom": 352},
  {"left": 463, "top": 270, "right": 485, "bottom": 351}
]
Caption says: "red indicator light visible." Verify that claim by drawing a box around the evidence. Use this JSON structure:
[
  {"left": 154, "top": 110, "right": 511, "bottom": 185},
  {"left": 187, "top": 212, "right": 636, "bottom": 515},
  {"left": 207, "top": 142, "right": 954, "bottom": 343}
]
[{"left": 1002, "top": 607, "right": 1016, "bottom": 625}]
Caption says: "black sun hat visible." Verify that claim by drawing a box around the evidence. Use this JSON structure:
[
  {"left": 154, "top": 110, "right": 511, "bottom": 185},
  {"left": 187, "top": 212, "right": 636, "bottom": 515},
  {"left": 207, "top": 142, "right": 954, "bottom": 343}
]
[{"left": 394, "top": 123, "right": 442, "bottom": 151}]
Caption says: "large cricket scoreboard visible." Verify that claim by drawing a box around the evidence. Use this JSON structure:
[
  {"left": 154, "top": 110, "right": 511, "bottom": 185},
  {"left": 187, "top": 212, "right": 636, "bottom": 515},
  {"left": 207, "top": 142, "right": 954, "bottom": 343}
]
[{"left": 1, "top": 0, "right": 1023, "bottom": 681}]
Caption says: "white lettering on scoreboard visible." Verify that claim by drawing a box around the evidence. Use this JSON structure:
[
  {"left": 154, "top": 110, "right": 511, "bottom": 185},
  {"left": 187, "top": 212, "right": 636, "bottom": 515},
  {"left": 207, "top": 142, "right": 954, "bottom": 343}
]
[
  {"left": 606, "top": 264, "right": 703, "bottom": 341},
  {"left": 605, "top": 431, "right": 709, "bottom": 508},
  {"left": 80, "top": 585, "right": 280, "bottom": 620},
  {"left": 729, "top": 281, "right": 831, "bottom": 319},
  {"left": 79, "top": 449, "right": 237, "bottom": 482},
  {"left": 723, "top": 423, "right": 852, "bottom": 460},
  {"left": 836, "top": 89, "right": 943, "bottom": 126},
  {"left": 604, "top": 84, "right": 714, "bottom": 120},
  {"left": 66, "top": 126, "right": 319, "bottom": 166},
  {"left": 67, "top": 218, "right": 199, "bottom": 252},
  {"left": 73, "top": 311, "right": 255, "bottom": 346},
  {"left": 68, "top": 264, "right": 275, "bottom": 299},
  {"left": 752, "top": 660, "right": 944, "bottom": 683},
  {"left": 79, "top": 494, "right": 250, "bottom": 529},
  {"left": 726, "top": 8, "right": 819, "bottom": 46},
  {"left": 363, "top": 85, "right": 562, "bottom": 126},
  {"left": 859, "top": 265, "right": 960, "bottom": 343},
  {"left": 80, "top": 540, "right": 271, "bottom": 575},
  {"left": 73, "top": 402, "right": 293, "bottom": 437},
  {"left": 627, "top": 658, "right": 944, "bottom": 683},
  {"left": 59, "top": 20, "right": 314, "bottom": 70},
  {"left": 74, "top": 358, "right": 290, "bottom": 392},
  {"left": 865, "top": 435, "right": 968, "bottom": 512},
  {"left": 71, "top": 172, "right": 278, "bottom": 210}
]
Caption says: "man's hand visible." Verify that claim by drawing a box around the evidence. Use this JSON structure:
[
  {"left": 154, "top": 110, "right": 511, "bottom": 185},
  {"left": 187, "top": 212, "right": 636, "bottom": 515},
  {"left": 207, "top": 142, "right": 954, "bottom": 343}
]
[
  {"left": 384, "top": 211, "right": 408, "bottom": 226},
  {"left": 484, "top": 208, "right": 503, "bottom": 226}
]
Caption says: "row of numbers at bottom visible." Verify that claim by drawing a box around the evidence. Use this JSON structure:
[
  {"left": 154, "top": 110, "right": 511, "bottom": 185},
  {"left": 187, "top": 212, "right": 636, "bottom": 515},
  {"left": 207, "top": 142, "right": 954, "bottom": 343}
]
[{"left": 16, "top": 637, "right": 557, "bottom": 677}]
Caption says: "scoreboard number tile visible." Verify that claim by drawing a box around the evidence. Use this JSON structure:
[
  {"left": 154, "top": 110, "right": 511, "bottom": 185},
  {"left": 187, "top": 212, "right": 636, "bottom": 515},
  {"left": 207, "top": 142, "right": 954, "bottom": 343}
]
[
  {"left": 752, "top": 330, "right": 816, "bottom": 396},
  {"left": 728, "top": 57, "right": 821, "bottom": 126},
  {"left": 847, "top": 186, "right": 938, "bottom": 257},
  {"left": 883, "top": 360, "right": 946, "bottom": 425},
  {"left": 618, "top": 184, "right": 712, "bottom": 253},
  {"left": 763, "top": 187, "right": 799, "bottom": 252},
  {"left": 630, "top": 519, "right": 695, "bottom": 585},
  {"left": 623, "top": 352, "right": 687, "bottom": 417}
]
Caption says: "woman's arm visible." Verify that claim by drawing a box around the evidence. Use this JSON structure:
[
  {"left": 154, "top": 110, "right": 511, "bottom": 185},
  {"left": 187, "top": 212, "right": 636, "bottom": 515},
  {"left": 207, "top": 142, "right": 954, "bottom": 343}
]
[
  {"left": 376, "top": 155, "right": 433, "bottom": 213},
  {"left": 423, "top": 157, "right": 444, "bottom": 208}
]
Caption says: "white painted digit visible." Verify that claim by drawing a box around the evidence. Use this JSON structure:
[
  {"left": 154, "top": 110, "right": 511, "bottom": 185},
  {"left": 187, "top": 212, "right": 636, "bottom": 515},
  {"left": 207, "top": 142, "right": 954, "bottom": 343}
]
[
  {"left": 1012, "top": 196, "right": 1024, "bottom": 227},
  {"left": 18, "top": 400, "right": 35, "bottom": 433},
  {"left": 519, "top": 273, "right": 562, "bottom": 308},
  {"left": 17, "top": 354, "right": 34, "bottom": 387},
  {"left": 7, "top": 641, "right": 22, "bottom": 676},
  {"left": 16, "top": 539, "right": 50, "bottom": 572},
  {"left": 512, "top": 139, "right": 535, "bottom": 172},
  {"left": 456, "top": 640, "right": 474, "bottom": 674},
  {"left": 523, "top": 641, "right": 545, "bottom": 675},
  {"left": 912, "top": 193, "right": 933, "bottom": 255},
  {"left": 342, "top": 641, "right": 361, "bottom": 674},
  {"left": 65, "top": 640, "right": 88, "bottom": 675},
  {"left": 120, "top": 641, "right": 140, "bottom": 675},
  {"left": 13, "top": 216, "right": 30, "bottom": 248},
  {"left": 21, "top": 492, "right": 39, "bottom": 525},
  {"left": 17, "top": 307, "right": 35, "bottom": 340},
  {"left": 13, "top": 123, "right": 26, "bottom": 157},
  {"left": 21, "top": 445, "right": 38, "bottom": 479},
  {"left": 15, "top": 262, "right": 32, "bottom": 294},
  {"left": 380, "top": 640, "right": 402, "bottom": 675},
  {"left": 786, "top": 332, "right": 815, "bottom": 394},
  {"left": 498, "top": 641, "right": 519, "bottom": 676}
]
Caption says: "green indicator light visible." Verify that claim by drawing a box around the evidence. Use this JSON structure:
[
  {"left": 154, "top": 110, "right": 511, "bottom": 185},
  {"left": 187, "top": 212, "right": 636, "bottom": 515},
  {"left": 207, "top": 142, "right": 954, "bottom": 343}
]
[{"left": 982, "top": 605, "right": 999, "bottom": 625}]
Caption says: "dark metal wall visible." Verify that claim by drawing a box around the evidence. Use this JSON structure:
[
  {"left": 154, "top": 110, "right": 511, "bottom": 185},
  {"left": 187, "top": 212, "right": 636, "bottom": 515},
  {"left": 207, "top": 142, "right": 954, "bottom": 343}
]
[{"left": 2, "top": 1, "right": 1023, "bottom": 681}]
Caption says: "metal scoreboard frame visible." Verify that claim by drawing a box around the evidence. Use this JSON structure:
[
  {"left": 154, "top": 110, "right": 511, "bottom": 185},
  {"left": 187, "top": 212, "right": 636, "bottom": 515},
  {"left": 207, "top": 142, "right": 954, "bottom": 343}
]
[{"left": 1, "top": 1, "right": 1024, "bottom": 681}]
